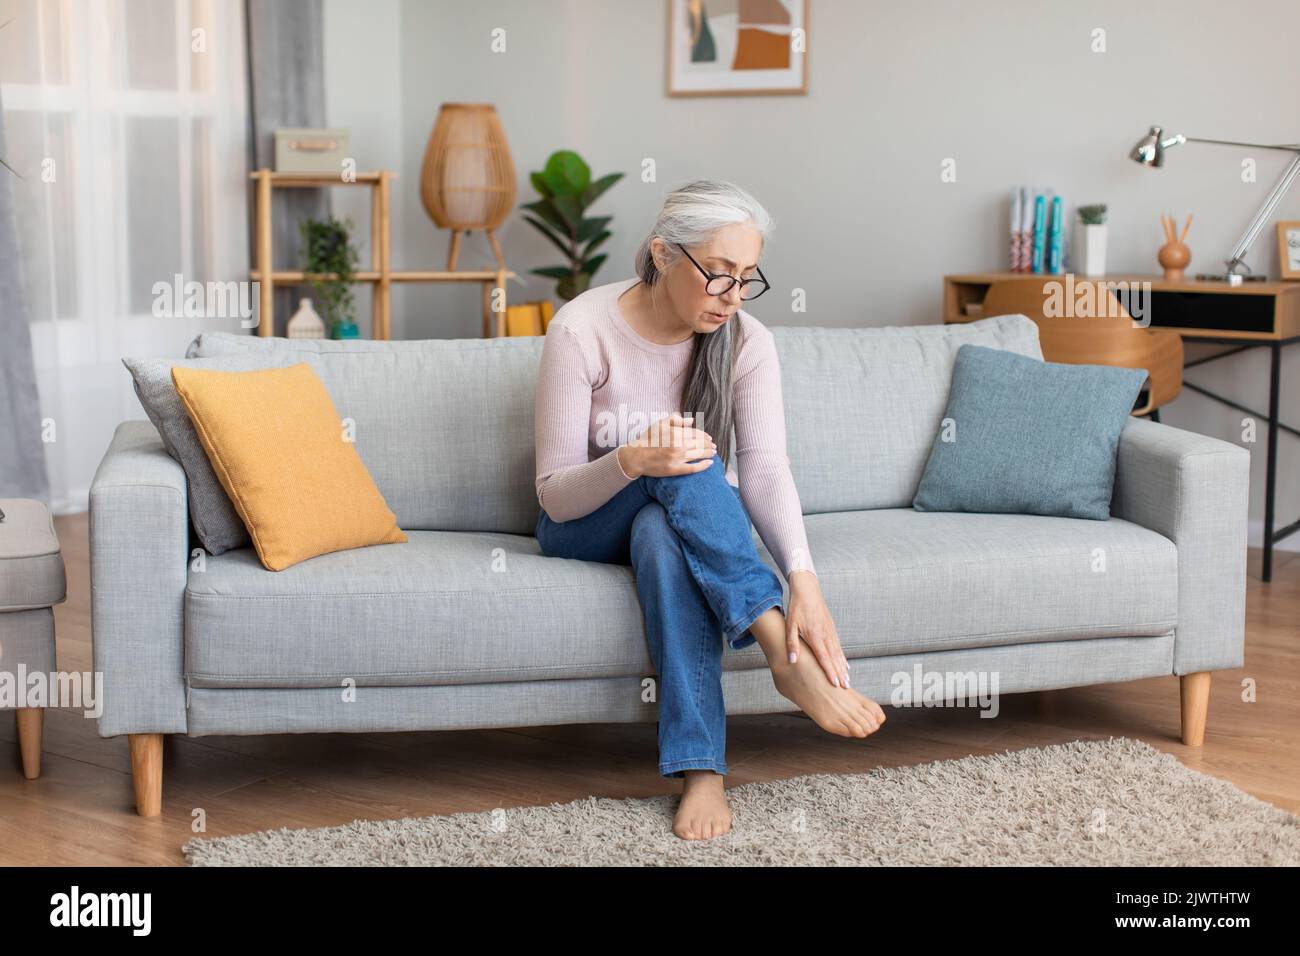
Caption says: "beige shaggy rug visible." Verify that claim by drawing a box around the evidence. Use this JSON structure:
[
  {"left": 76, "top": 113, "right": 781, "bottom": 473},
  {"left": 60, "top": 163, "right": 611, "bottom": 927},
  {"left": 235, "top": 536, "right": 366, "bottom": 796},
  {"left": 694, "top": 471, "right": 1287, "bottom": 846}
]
[{"left": 182, "top": 737, "right": 1300, "bottom": 866}]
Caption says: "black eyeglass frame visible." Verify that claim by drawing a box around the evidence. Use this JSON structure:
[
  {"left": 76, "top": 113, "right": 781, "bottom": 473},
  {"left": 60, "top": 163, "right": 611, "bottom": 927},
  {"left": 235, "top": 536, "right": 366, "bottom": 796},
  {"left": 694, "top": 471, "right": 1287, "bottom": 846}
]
[{"left": 674, "top": 242, "right": 770, "bottom": 301}]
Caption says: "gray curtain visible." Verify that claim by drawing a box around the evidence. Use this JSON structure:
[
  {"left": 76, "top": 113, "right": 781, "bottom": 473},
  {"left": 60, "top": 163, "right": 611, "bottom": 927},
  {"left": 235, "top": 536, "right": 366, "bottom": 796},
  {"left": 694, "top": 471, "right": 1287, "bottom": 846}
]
[
  {"left": 0, "top": 88, "right": 50, "bottom": 501},
  {"left": 245, "top": 0, "right": 330, "bottom": 334}
]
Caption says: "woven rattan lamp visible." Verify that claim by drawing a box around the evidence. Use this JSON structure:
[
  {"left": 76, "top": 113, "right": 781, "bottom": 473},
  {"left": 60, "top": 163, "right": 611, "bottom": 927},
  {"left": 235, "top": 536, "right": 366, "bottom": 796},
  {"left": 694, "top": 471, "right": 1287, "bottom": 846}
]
[{"left": 420, "top": 103, "right": 516, "bottom": 271}]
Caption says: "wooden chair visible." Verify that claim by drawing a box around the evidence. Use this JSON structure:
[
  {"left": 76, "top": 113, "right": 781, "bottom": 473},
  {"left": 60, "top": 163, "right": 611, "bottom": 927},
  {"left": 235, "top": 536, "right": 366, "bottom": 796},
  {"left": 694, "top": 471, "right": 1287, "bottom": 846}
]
[{"left": 982, "top": 278, "right": 1183, "bottom": 417}]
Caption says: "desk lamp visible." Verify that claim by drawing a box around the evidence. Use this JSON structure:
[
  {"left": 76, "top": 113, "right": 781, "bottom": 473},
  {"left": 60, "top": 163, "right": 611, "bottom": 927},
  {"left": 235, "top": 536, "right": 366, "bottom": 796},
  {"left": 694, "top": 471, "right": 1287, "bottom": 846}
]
[{"left": 1130, "top": 126, "right": 1300, "bottom": 284}]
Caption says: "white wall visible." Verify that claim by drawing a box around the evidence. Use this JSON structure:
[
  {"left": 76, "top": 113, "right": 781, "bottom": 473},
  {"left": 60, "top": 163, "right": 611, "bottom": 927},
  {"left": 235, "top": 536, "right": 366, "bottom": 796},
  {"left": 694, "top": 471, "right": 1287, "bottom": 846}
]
[{"left": 325, "top": 0, "right": 1300, "bottom": 543}]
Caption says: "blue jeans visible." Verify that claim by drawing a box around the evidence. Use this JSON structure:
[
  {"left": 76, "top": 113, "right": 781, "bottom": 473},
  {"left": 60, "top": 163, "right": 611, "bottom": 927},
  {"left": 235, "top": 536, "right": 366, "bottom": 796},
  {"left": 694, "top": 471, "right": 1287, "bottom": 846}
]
[{"left": 535, "top": 453, "right": 786, "bottom": 778}]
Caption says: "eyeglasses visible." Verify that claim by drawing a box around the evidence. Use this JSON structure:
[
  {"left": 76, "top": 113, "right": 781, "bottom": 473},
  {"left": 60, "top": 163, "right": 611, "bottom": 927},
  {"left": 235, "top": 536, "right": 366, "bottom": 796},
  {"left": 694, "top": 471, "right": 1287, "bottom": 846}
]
[{"left": 674, "top": 242, "right": 770, "bottom": 301}]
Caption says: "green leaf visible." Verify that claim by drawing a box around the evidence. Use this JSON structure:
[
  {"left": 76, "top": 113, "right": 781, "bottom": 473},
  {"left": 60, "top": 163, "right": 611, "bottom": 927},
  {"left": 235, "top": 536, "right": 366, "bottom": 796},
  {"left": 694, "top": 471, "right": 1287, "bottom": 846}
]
[
  {"left": 521, "top": 199, "right": 568, "bottom": 235},
  {"left": 529, "top": 171, "right": 552, "bottom": 199},
  {"left": 523, "top": 216, "right": 574, "bottom": 259},
  {"left": 581, "top": 230, "right": 611, "bottom": 259},
  {"left": 542, "top": 150, "right": 591, "bottom": 196},
  {"left": 533, "top": 266, "right": 576, "bottom": 280},
  {"left": 550, "top": 193, "right": 583, "bottom": 232},
  {"left": 576, "top": 216, "right": 611, "bottom": 242},
  {"left": 581, "top": 172, "right": 623, "bottom": 207},
  {"left": 579, "top": 253, "right": 608, "bottom": 276}
]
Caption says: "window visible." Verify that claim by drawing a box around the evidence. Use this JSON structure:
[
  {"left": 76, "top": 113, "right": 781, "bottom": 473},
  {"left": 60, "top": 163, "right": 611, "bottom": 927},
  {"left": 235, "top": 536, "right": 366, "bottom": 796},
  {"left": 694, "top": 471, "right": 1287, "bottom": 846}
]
[{"left": 1, "top": 0, "right": 249, "bottom": 509}]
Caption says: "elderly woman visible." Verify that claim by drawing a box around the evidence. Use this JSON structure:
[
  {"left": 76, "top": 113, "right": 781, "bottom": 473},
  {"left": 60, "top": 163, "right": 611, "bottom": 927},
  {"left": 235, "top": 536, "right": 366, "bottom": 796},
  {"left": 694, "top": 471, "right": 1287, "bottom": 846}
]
[{"left": 533, "top": 180, "right": 885, "bottom": 841}]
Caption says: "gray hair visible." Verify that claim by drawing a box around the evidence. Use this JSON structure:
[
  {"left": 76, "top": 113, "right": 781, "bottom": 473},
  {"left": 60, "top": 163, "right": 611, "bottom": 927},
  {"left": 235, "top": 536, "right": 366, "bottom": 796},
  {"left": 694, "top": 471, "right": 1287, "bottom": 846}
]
[{"left": 632, "top": 180, "right": 774, "bottom": 469}]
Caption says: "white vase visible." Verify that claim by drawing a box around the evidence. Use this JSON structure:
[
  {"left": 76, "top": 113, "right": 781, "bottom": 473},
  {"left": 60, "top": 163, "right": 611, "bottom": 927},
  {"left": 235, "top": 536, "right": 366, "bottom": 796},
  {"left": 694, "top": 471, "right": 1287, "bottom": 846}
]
[
  {"left": 1077, "top": 223, "right": 1108, "bottom": 277},
  {"left": 287, "top": 298, "right": 326, "bottom": 339}
]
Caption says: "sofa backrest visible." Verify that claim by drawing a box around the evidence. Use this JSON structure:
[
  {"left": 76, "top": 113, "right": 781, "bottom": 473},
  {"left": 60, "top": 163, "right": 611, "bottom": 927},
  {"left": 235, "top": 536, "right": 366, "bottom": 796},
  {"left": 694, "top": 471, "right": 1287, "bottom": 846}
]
[
  {"left": 189, "top": 333, "right": 547, "bottom": 534},
  {"left": 188, "top": 313, "right": 1041, "bottom": 533},
  {"left": 773, "top": 313, "right": 1042, "bottom": 514}
]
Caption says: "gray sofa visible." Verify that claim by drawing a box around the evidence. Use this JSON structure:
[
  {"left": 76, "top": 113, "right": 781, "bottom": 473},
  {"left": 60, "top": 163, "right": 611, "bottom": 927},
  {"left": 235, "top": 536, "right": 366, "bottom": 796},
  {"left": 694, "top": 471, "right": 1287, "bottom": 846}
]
[{"left": 89, "top": 314, "right": 1249, "bottom": 816}]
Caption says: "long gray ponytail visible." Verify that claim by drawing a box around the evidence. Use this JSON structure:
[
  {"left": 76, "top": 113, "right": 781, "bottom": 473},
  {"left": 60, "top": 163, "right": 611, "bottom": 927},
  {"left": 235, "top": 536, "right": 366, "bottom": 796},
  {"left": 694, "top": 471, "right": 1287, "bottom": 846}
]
[{"left": 632, "top": 179, "right": 774, "bottom": 470}]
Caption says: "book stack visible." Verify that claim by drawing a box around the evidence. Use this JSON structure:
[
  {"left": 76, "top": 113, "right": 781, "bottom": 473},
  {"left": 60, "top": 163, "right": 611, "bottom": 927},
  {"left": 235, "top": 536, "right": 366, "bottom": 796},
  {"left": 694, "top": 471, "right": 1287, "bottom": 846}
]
[{"left": 1010, "top": 187, "right": 1067, "bottom": 274}]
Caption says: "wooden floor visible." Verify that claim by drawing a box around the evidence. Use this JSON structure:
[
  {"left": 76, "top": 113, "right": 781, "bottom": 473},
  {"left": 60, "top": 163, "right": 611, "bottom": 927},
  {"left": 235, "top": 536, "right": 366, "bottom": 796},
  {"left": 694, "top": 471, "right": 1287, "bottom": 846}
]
[{"left": 2, "top": 512, "right": 1297, "bottom": 865}]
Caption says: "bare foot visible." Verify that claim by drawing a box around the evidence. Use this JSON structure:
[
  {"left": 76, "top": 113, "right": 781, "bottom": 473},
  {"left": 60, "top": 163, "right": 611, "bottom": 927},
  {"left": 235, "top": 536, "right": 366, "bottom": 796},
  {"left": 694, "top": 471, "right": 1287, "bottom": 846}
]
[
  {"left": 770, "top": 639, "right": 887, "bottom": 738},
  {"left": 673, "top": 771, "right": 732, "bottom": 841}
]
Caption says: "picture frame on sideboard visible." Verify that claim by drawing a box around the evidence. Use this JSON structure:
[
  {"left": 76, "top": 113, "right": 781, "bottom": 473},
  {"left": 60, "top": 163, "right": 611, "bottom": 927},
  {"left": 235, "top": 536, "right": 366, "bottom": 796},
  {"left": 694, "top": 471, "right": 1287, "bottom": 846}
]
[{"left": 1278, "top": 220, "right": 1300, "bottom": 280}]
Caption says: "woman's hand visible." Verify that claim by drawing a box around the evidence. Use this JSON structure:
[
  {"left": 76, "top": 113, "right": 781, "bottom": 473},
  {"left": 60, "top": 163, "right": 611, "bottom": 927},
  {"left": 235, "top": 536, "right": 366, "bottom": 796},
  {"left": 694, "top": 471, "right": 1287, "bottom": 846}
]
[
  {"left": 618, "top": 413, "right": 717, "bottom": 479},
  {"left": 785, "top": 570, "right": 851, "bottom": 688}
]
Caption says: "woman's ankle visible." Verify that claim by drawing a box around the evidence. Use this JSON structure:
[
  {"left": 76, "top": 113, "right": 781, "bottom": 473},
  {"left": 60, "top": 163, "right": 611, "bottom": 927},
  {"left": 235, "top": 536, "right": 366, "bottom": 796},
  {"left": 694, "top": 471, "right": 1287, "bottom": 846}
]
[
  {"left": 681, "top": 769, "right": 725, "bottom": 788},
  {"left": 748, "top": 607, "right": 793, "bottom": 666}
]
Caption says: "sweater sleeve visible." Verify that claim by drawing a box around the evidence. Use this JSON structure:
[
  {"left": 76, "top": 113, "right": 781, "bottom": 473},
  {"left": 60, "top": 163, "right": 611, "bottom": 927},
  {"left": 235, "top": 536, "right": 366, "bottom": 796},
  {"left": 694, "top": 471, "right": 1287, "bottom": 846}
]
[
  {"left": 732, "top": 326, "right": 817, "bottom": 580},
  {"left": 534, "top": 321, "right": 635, "bottom": 523}
]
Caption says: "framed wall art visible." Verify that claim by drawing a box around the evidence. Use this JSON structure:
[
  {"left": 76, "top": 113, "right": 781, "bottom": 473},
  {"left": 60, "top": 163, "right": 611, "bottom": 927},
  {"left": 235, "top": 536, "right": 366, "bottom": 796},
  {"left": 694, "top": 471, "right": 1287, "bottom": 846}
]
[{"left": 666, "top": 0, "right": 809, "bottom": 97}]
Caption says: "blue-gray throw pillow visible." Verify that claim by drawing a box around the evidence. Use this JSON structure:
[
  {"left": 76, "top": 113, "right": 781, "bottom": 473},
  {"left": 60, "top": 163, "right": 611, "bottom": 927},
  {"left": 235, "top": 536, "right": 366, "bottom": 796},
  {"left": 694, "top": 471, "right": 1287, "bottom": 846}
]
[{"left": 912, "top": 344, "right": 1147, "bottom": 520}]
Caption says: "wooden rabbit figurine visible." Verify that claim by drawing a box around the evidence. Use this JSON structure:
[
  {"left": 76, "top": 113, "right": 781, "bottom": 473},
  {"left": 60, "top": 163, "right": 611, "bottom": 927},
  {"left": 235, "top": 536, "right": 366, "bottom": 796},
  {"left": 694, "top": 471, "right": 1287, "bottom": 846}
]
[{"left": 1159, "top": 214, "right": 1192, "bottom": 281}]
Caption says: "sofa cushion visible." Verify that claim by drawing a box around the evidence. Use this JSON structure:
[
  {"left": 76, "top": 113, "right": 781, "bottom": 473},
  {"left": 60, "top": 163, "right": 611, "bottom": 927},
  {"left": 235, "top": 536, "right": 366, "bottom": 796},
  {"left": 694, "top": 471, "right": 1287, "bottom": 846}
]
[
  {"left": 187, "top": 332, "right": 545, "bottom": 535},
  {"left": 184, "top": 529, "right": 652, "bottom": 688},
  {"left": 912, "top": 345, "right": 1148, "bottom": 520},
  {"left": 762, "top": 509, "right": 1177, "bottom": 660},
  {"left": 185, "top": 509, "right": 1176, "bottom": 690},
  {"left": 774, "top": 314, "right": 1043, "bottom": 514}
]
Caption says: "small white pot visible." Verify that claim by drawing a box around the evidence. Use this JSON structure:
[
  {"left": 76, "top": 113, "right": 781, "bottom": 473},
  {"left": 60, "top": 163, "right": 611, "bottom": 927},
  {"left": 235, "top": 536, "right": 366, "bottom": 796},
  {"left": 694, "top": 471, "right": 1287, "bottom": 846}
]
[{"left": 1077, "top": 223, "right": 1108, "bottom": 277}]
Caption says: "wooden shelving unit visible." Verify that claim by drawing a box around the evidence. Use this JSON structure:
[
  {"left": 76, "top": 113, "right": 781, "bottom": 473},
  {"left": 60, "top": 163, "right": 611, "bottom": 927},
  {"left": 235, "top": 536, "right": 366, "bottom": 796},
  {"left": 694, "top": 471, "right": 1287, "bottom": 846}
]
[{"left": 250, "top": 169, "right": 516, "bottom": 339}]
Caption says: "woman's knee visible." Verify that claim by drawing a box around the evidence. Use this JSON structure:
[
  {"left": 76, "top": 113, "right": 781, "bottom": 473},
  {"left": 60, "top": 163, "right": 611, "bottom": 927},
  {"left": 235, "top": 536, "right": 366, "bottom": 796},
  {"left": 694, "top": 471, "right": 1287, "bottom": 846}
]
[{"left": 630, "top": 503, "right": 678, "bottom": 557}]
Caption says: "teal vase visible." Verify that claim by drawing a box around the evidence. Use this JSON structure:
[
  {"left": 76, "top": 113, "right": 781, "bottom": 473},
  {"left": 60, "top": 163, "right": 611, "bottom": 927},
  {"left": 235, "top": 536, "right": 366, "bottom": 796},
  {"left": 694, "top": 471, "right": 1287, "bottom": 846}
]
[{"left": 331, "top": 320, "right": 360, "bottom": 340}]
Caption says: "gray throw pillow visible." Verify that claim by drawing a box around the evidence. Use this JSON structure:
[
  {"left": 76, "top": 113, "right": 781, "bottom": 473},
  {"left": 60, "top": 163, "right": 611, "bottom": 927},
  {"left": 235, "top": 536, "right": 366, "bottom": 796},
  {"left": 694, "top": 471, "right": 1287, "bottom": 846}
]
[
  {"left": 123, "top": 353, "right": 296, "bottom": 554},
  {"left": 912, "top": 344, "right": 1148, "bottom": 521}
]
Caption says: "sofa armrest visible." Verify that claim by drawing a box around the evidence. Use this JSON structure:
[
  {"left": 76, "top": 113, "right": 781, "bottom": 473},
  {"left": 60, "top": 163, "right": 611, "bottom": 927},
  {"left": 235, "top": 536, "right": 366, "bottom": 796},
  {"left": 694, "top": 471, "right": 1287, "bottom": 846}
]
[
  {"left": 90, "top": 421, "right": 190, "bottom": 737},
  {"left": 1111, "top": 417, "right": 1249, "bottom": 674}
]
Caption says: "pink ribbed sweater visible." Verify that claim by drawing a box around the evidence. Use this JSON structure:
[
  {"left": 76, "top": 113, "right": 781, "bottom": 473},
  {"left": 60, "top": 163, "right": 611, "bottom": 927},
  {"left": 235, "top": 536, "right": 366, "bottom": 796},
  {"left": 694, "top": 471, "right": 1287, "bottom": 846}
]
[{"left": 533, "top": 277, "right": 815, "bottom": 579}]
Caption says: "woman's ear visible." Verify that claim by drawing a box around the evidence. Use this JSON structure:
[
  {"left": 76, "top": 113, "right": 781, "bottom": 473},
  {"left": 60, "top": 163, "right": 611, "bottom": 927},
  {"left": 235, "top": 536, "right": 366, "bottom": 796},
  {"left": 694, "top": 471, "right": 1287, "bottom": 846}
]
[{"left": 649, "top": 237, "right": 673, "bottom": 274}]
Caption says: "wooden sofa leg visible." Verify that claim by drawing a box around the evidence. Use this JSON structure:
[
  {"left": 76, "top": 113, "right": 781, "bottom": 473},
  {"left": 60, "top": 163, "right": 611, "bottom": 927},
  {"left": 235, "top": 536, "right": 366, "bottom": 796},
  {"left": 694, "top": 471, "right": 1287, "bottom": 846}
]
[
  {"left": 129, "top": 733, "right": 164, "bottom": 817},
  {"left": 16, "top": 708, "right": 42, "bottom": 780},
  {"left": 1180, "top": 672, "right": 1212, "bottom": 746}
]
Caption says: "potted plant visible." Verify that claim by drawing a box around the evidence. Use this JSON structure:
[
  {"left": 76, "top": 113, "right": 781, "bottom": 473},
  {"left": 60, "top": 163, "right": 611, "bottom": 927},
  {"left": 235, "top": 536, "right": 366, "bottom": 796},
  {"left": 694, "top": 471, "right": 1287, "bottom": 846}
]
[
  {"left": 1076, "top": 203, "right": 1108, "bottom": 278},
  {"left": 299, "top": 216, "right": 360, "bottom": 338},
  {"left": 522, "top": 150, "right": 622, "bottom": 301}
]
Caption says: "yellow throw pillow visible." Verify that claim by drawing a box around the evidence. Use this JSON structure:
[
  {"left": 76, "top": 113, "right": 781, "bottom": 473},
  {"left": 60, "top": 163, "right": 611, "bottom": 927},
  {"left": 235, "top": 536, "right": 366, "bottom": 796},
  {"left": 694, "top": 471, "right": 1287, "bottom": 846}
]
[{"left": 171, "top": 362, "right": 407, "bottom": 571}]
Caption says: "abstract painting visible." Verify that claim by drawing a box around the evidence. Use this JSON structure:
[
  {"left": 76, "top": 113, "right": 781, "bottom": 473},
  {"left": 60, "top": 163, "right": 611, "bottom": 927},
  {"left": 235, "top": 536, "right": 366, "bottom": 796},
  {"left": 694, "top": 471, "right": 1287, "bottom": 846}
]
[{"left": 667, "top": 0, "right": 808, "bottom": 96}]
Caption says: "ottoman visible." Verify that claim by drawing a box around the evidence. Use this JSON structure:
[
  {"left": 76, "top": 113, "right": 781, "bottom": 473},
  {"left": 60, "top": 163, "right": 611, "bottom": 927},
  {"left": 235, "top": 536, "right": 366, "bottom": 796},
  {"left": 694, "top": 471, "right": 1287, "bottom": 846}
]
[{"left": 0, "top": 499, "right": 66, "bottom": 779}]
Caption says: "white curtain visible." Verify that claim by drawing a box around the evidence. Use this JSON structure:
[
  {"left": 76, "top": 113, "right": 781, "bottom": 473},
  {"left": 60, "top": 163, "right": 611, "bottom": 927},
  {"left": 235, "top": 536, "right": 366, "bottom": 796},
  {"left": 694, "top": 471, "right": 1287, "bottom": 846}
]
[{"left": 1, "top": 0, "right": 249, "bottom": 513}]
